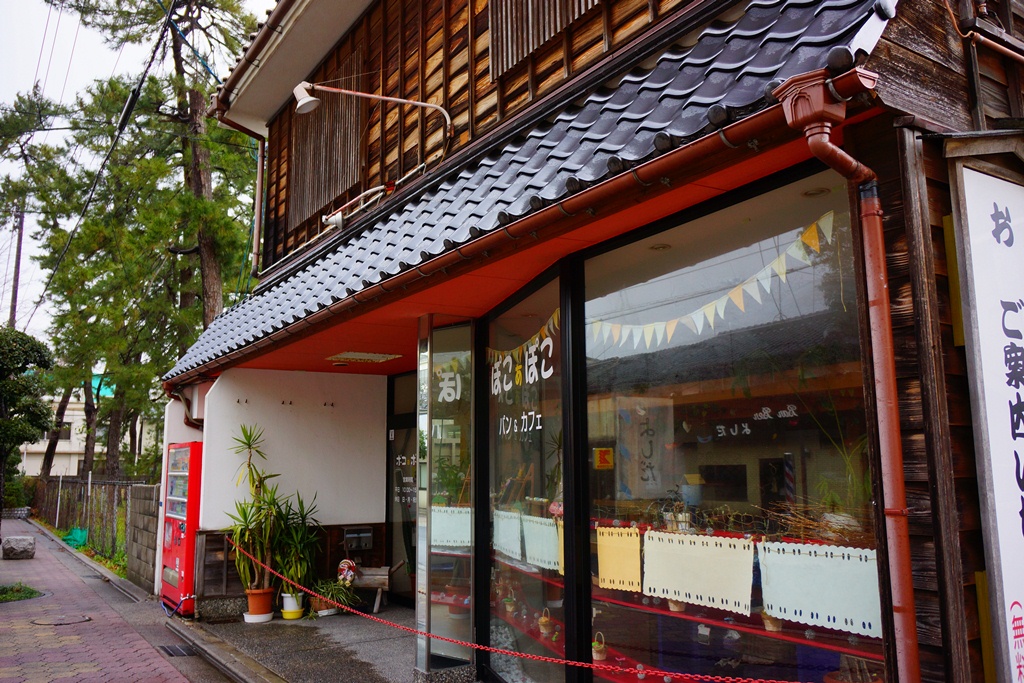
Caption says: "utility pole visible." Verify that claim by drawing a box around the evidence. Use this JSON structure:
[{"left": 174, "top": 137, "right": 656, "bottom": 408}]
[{"left": 8, "top": 202, "right": 24, "bottom": 328}]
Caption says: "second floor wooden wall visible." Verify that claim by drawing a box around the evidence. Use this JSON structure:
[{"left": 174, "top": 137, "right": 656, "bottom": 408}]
[{"left": 262, "top": 0, "right": 701, "bottom": 269}]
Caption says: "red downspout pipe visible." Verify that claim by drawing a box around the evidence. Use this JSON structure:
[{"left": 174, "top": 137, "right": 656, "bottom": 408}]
[{"left": 774, "top": 69, "right": 921, "bottom": 683}]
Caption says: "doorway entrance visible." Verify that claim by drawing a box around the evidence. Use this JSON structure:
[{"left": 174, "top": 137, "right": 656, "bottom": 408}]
[{"left": 388, "top": 372, "right": 417, "bottom": 603}]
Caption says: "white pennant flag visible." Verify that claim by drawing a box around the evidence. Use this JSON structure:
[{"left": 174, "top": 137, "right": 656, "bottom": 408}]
[
  {"left": 818, "top": 210, "right": 834, "bottom": 244},
  {"left": 757, "top": 265, "right": 773, "bottom": 295},
  {"left": 691, "top": 310, "right": 705, "bottom": 335},
  {"left": 787, "top": 241, "right": 812, "bottom": 266},
  {"left": 654, "top": 322, "right": 666, "bottom": 346},
  {"left": 743, "top": 279, "right": 762, "bottom": 304}
]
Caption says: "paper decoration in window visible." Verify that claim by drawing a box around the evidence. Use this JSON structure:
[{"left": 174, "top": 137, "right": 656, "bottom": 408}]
[
  {"left": 493, "top": 509, "right": 523, "bottom": 560},
  {"left": 431, "top": 506, "right": 472, "bottom": 547},
  {"left": 642, "top": 531, "right": 754, "bottom": 615},
  {"left": 596, "top": 527, "right": 641, "bottom": 591},
  {"left": 758, "top": 541, "right": 882, "bottom": 638},
  {"left": 522, "top": 515, "right": 560, "bottom": 570}
]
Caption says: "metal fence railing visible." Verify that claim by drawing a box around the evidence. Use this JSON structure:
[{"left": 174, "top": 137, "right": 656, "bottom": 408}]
[{"left": 35, "top": 477, "right": 145, "bottom": 560}]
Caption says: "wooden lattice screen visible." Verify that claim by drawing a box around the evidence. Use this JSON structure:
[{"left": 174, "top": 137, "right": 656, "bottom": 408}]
[
  {"left": 489, "top": 0, "right": 599, "bottom": 78},
  {"left": 290, "top": 45, "right": 365, "bottom": 231}
]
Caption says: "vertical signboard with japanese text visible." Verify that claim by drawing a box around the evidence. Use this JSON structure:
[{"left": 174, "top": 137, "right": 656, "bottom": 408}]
[{"left": 953, "top": 165, "right": 1024, "bottom": 682}]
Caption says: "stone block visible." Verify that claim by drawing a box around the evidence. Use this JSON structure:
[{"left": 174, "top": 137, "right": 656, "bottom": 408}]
[{"left": 2, "top": 535, "right": 36, "bottom": 560}]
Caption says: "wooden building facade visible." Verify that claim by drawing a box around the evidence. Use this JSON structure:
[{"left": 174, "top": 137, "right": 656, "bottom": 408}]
[{"left": 168, "top": 1, "right": 1024, "bottom": 681}]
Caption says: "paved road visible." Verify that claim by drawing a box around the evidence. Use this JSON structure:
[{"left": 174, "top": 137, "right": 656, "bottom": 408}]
[{"left": 0, "top": 518, "right": 227, "bottom": 683}]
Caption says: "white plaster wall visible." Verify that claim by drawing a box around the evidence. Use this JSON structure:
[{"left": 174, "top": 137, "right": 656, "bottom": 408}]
[
  {"left": 164, "top": 396, "right": 205, "bottom": 448},
  {"left": 199, "top": 369, "right": 387, "bottom": 531}
]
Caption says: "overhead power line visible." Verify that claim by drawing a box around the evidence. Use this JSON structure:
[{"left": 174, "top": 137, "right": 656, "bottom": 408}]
[{"left": 26, "top": 1, "right": 179, "bottom": 331}]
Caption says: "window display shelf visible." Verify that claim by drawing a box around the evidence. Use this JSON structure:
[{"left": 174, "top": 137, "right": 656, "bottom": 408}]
[
  {"left": 495, "top": 605, "right": 657, "bottom": 683},
  {"left": 495, "top": 603, "right": 565, "bottom": 656},
  {"left": 494, "top": 554, "right": 563, "bottom": 589},
  {"left": 592, "top": 589, "right": 883, "bottom": 662}
]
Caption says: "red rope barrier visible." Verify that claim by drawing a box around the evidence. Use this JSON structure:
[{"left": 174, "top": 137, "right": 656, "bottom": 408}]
[{"left": 224, "top": 536, "right": 814, "bottom": 683}]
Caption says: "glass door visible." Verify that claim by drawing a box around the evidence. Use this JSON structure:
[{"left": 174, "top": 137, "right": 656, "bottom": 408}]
[{"left": 388, "top": 372, "right": 417, "bottom": 603}]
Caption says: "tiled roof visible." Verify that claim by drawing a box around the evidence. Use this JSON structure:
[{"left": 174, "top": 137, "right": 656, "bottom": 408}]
[{"left": 165, "top": 0, "right": 894, "bottom": 382}]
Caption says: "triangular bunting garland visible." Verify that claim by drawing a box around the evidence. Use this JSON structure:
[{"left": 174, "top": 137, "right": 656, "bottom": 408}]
[
  {"left": 787, "top": 240, "right": 812, "bottom": 266},
  {"left": 818, "top": 210, "right": 834, "bottom": 244},
  {"left": 643, "top": 324, "right": 655, "bottom": 349},
  {"left": 742, "top": 279, "right": 762, "bottom": 304},
  {"left": 715, "top": 297, "right": 728, "bottom": 319},
  {"left": 654, "top": 322, "right": 666, "bottom": 346},
  {"left": 801, "top": 222, "right": 821, "bottom": 253},
  {"left": 585, "top": 210, "right": 838, "bottom": 353},
  {"left": 703, "top": 302, "right": 717, "bottom": 330},
  {"left": 728, "top": 286, "right": 745, "bottom": 312},
  {"left": 757, "top": 266, "right": 773, "bottom": 295},
  {"left": 771, "top": 254, "right": 788, "bottom": 282},
  {"left": 690, "top": 311, "right": 704, "bottom": 336}
]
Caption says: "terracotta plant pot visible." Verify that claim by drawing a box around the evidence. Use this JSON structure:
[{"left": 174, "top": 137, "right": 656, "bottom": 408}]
[
  {"left": 310, "top": 596, "right": 338, "bottom": 616},
  {"left": 445, "top": 583, "right": 471, "bottom": 619},
  {"left": 245, "top": 587, "right": 275, "bottom": 619}
]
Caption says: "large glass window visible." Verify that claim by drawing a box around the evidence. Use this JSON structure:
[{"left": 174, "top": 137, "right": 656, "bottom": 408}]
[
  {"left": 428, "top": 324, "right": 474, "bottom": 665},
  {"left": 584, "top": 171, "right": 884, "bottom": 682},
  {"left": 487, "top": 279, "right": 565, "bottom": 683},
  {"left": 417, "top": 320, "right": 474, "bottom": 671}
]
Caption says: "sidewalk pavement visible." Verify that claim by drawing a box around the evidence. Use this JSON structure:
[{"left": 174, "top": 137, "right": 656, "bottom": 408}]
[
  {"left": 0, "top": 518, "right": 211, "bottom": 683},
  {"left": 0, "top": 519, "right": 440, "bottom": 683},
  {"left": 169, "top": 602, "right": 420, "bottom": 683}
]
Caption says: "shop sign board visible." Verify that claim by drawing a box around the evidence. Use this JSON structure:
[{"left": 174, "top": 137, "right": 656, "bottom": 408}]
[{"left": 952, "top": 164, "right": 1024, "bottom": 682}]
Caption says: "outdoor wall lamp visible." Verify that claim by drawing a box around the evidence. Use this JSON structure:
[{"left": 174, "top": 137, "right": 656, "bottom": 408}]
[{"left": 292, "top": 81, "right": 453, "bottom": 151}]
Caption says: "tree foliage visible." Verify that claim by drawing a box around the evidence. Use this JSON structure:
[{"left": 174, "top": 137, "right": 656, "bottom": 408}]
[
  {"left": 0, "top": 0, "right": 257, "bottom": 479},
  {"left": 0, "top": 327, "right": 53, "bottom": 535}
]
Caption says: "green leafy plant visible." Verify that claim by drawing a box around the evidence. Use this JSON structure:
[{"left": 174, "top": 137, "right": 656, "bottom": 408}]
[
  {"left": 310, "top": 577, "right": 358, "bottom": 612},
  {"left": 275, "top": 492, "right": 321, "bottom": 592},
  {"left": 0, "top": 582, "right": 42, "bottom": 603},
  {"left": 433, "top": 455, "right": 469, "bottom": 505},
  {"left": 227, "top": 424, "right": 281, "bottom": 591}
]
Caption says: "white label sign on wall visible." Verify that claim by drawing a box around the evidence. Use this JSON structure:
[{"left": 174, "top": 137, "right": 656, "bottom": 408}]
[{"left": 955, "top": 166, "right": 1024, "bottom": 683}]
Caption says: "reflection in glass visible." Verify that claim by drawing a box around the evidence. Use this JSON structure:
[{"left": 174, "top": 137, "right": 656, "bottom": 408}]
[
  {"left": 584, "top": 172, "right": 884, "bottom": 682},
  {"left": 428, "top": 324, "right": 473, "bottom": 665},
  {"left": 488, "top": 280, "right": 565, "bottom": 683}
]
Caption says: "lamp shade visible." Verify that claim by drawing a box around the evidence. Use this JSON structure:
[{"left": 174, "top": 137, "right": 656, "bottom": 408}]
[{"left": 293, "top": 83, "right": 321, "bottom": 115}]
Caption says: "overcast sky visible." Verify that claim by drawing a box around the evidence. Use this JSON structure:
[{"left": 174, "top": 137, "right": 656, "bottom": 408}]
[{"left": 0, "top": 0, "right": 276, "bottom": 342}]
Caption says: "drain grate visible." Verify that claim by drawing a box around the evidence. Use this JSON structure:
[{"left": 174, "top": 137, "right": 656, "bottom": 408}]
[{"left": 158, "top": 645, "right": 197, "bottom": 657}]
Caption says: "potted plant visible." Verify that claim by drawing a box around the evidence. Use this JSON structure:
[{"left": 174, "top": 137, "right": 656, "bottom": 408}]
[
  {"left": 276, "top": 492, "right": 322, "bottom": 619},
  {"left": 227, "top": 425, "right": 281, "bottom": 623},
  {"left": 309, "top": 577, "right": 358, "bottom": 616},
  {"left": 443, "top": 578, "right": 471, "bottom": 619},
  {"left": 433, "top": 455, "right": 469, "bottom": 506}
]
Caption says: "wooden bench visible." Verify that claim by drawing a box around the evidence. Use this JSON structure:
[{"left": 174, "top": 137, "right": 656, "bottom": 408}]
[{"left": 352, "top": 560, "right": 406, "bottom": 613}]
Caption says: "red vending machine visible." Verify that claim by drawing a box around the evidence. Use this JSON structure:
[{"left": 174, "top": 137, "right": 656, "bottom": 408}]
[{"left": 161, "top": 441, "right": 203, "bottom": 617}]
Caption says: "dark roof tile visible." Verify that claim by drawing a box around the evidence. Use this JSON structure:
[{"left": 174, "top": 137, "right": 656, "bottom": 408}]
[{"left": 165, "top": 0, "right": 892, "bottom": 381}]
